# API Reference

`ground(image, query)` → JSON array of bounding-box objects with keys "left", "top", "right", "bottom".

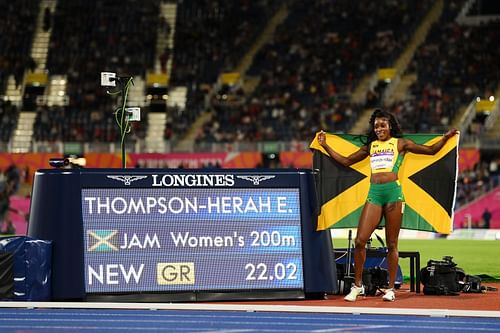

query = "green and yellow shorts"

[{"left": 366, "top": 181, "right": 404, "bottom": 206}]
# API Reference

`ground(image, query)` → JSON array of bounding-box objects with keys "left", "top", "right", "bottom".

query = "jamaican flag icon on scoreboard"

[{"left": 309, "top": 132, "right": 459, "bottom": 234}]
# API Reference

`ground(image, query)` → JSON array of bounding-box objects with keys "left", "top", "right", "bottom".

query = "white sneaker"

[
  {"left": 344, "top": 284, "right": 365, "bottom": 302},
  {"left": 382, "top": 288, "right": 395, "bottom": 302}
]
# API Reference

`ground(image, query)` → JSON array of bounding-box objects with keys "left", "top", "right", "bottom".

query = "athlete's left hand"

[{"left": 443, "top": 128, "right": 459, "bottom": 140}]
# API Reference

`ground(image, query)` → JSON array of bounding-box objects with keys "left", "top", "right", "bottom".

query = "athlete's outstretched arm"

[
  {"left": 317, "top": 131, "right": 369, "bottom": 166},
  {"left": 401, "top": 129, "right": 458, "bottom": 155}
]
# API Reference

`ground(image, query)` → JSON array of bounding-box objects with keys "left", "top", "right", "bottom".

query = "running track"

[{"left": 0, "top": 302, "right": 499, "bottom": 332}]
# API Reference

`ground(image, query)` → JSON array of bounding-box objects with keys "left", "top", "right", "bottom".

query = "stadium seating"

[
  {"left": 0, "top": 0, "right": 497, "bottom": 152},
  {"left": 0, "top": 0, "right": 498, "bottom": 216}
]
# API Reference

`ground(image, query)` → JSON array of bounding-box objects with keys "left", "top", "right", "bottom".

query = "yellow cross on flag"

[{"left": 310, "top": 132, "right": 459, "bottom": 234}]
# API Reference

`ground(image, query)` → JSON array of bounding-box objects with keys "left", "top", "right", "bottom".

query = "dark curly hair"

[{"left": 364, "top": 108, "right": 403, "bottom": 145}]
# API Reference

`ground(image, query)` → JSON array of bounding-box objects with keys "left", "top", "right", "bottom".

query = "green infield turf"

[{"left": 332, "top": 238, "right": 500, "bottom": 280}]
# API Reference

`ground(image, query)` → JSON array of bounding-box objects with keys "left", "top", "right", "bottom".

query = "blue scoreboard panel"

[{"left": 28, "top": 169, "right": 336, "bottom": 301}]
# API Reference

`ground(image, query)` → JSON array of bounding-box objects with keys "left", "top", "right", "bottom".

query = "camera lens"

[{"left": 49, "top": 158, "right": 70, "bottom": 168}]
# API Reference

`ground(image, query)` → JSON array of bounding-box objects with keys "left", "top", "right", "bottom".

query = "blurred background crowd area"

[{"left": 1, "top": 0, "right": 500, "bottom": 233}]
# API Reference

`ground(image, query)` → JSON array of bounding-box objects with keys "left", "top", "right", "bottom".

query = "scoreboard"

[{"left": 28, "top": 169, "right": 337, "bottom": 301}]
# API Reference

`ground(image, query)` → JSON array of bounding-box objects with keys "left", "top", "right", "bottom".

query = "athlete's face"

[{"left": 373, "top": 117, "right": 391, "bottom": 141}]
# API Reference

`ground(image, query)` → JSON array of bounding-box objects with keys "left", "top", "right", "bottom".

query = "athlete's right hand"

[{"left": 317, "top": 131, "right": 326, "bottom": 146}]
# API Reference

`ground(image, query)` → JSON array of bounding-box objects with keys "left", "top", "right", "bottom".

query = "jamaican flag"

[{"left": 310, "top": 132, "right": 459, "bottom": 234}]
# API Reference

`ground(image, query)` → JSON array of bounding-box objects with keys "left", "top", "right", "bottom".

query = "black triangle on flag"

[
  {"left": 313, "top": 151, "right": 367, "bottom": 207},
  {"left": 408, "top": 149, "right": 457, "bottom": 216}
]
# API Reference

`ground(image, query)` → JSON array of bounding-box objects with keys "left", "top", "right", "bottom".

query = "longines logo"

[
  {"left": 151, "top": 174, "right": 235, "bottom": 187},
  {"left": 236, "top": 175, "right": 275, "bottom": 185},
  {"left": 106, "top": 173, "right": 276, "bottom": 187},
  {"left": 107, "top": 175, "right": 148, "bottom": 186}
]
